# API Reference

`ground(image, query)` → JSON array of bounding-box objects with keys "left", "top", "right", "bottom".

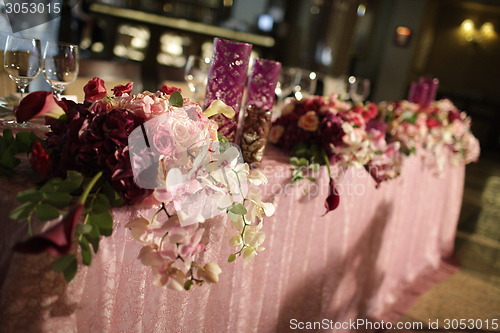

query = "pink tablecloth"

[{"left": 0, "top": 146, "right": 465, "bottom": 332}]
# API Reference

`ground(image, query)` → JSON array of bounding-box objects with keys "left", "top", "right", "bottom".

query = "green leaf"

[
  {"left": 227, "top": 211, "right": 240, "bottom": 222},
  {"left": 63, "top": 258, "right": 78, "bottom": 282},
  {"left": 88, "top": 211, "right": 113, "bottom": 236},
  {"left": 85, "top": 232, "right": 100, "bottom": 253},
  {"left": 58, "top": 171, "right": 84, "bottom": 194},
  {"left": 227, "top": 253, "right": 237, "bottom": 263},
  {"left": 34, "top": 204, "right": 60, "bottom": 221},
  {"left": 9, "top": 201, "right": 35, "bottom": 221},
  {"left": 15, "top": 131, "right": 34, "bottom": 152},
  {"left": 102, "top": 182, "right": 123, "bottom": 207},
  {"left": 76, "top": 223, "right": 92, "bottom": 235},
  {"left": 17, "top": 189, "right": 43, "bottom": 203},
  {"left": 306, "top": 177, "right": 317, "bottom": 182},
  {"left": 52, "top": 254, "right": 76, "bottom": 272},
  {"left": 90, "top": 193, "right": 110, "bottom": 214},
  {"left": 169, "top": 90, "right": 183, "bottom": 107},
  {"left": 2, "top": 129, "right": 14, "bottom": 145},
  {"left": 44, "top": 192, "right": 73, "bottom": 209},
  {"left": 229, "top": 202, "right": 247, "bottom": 216},
  {"left": 79, "top": 238, "right": 92, "bottom": 266},
  {"left": 1, "top": 145, "right": 20, "bottom": 168},
  {"left": 40, "top": 178, "right": 63, "bottom": 193}
]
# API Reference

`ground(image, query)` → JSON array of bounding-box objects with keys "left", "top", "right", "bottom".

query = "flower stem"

[
  {"left": 321, "top": 148, "right": 332, "bottom": 178},
  {"left": 79, "top": 171, "right": 103, "bottom": 205}
]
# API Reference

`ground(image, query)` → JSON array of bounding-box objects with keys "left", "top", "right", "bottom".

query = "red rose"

[
  {"left": 29, "top": 141, "right": 52, "bottom": 177},
  {"left": 426, "top": 117, "right": 441, "bottom": 128},
  {"left": 13, "top": 204, "right": 84, "bottom": 257},
  {"left": 15, "top": 91, "right": 66, "bottom": 123},
  {"left": 362, "top": 103, "right": 378, "bottom": 122},
  {"left": 159, "top": 84, "right": 182, "bottom": 95},
  {"left": 112, "top": 82, "right": 133, "bottom": 96},
  {"left": 83, "top": 77, "right": 107, "bottom": 102}
]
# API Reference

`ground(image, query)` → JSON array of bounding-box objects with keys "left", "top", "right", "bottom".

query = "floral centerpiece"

[
  {"left": 378, "top": 98, "right": 480, "bottom": 174},
  {"left": 3, "top": 77, "right": 274, "bottom": 290},
  {"left": 270, "top": 95, "right": 403, "bottom": 213},
  {"left": 270, "top": 94, "right": 480, "bottom": 211}
]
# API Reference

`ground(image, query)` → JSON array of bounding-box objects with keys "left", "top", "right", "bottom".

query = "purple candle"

[
  {"left": 245, "top": 58, "right": 282, "bottom": 110},
  {"left": 408, "top": 82, "right": 417, "bottom": 102},
  {"left": 425, "top": 78, "right": 439, "bottom": 107},
  {"left": 204, "top": 38, "right": 252, "bottom": 141}
]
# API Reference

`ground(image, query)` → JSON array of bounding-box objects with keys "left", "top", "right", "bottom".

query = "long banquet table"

[{"left": 0, "top": 141, "right": 465, "bottom": 332}]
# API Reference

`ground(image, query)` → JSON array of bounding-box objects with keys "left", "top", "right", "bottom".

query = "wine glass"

[
  {"left": 184, "top": 55, "right": 210, "bottom": 103},
  {"left": 348, "top": 76, "right": 370, "bottom": 103},
  {"left": 3, "top": 35, "right": 41, "bottom": 100},
  {"left": 294, "top": 69, "right": 317, "bottom": 100},
  {"left": 275, "top": 66, "right": 300, "bottom": 103},
  {"left": 42, "top": 41, "right": 79, "bottom": 99}
]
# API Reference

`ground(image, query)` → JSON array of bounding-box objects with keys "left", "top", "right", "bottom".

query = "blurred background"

[{"left": 1, "top": 0, "right": 499, "bottom": 328}]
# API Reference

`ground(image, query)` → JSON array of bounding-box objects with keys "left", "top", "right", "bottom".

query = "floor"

[{"left": 386, "top": 149, "right": 500, "bottom": 332}]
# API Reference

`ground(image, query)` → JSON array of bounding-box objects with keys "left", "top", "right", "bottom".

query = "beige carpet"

[{"left": 385, "top": 160, "right": 500, "bottom": 332}]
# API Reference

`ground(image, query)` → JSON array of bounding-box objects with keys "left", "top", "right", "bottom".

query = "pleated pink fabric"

[{"left": 0, "top": 146, "right": 465, "bottom": 333}]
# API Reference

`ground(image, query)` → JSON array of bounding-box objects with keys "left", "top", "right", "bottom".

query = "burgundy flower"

[
  {"left": 13, "top": 204, "right": 84, "bottom": 257},
  {"left": 320, "top": 112, "right": 344, "bottom": 159},
  {"left": 83, "top": 77, "right": 107, "bottom": 103},
  {"left": 323, "top": 178, "right": 340, "bottom": 215},
  {"left": 29, "top": 141, "right": 52, "bottom": 177},
  {"left": 15, "top": 91, "right": 66, "bottom": 123},
  {"left": 159, "top": 84, "right": 182, "bottom": 95},
  {"left": 366, "top": 119, "right": 386, "bottom": 133},
  {"left": 112, "top": 82, "right": 133, "bottom": 96}
]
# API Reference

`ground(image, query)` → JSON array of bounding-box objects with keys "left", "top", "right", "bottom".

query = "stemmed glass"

[
  {"left": 42, "top": 41, "right": 79, "bottom": 99},
  {"left": 275, "top": 66, "right": 300, "bottom": 103},
  {"left": 184, "top": 55, "right": 210, "bottom": 103},
  {"left": 348, "top": 76, "right": 370, "bottom": 103},
  {"left": 294, "top": 69, "right": 317, "bottom": 100},
  {"left": 3, "top": 35, "right": 41, "bottom": 100}
]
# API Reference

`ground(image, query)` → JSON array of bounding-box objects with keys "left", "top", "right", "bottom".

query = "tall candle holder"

[
  {"left": 237, "top": 58, "right": 281, "bottom": 167},
  {"left": 204, "top": 38, "right": 252, "bottom": 141}
]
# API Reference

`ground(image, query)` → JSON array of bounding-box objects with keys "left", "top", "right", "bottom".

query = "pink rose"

[
  {"left": 112, "top": 82, "right": 133, "bottom": 96},
  {"left": 170, "top": 118, "right": 199, "bottom": 147},
  {"left": 268, "top": 125, "right": 284, "bottom": 143},
  {"left": 83, "top": 77, "right": 107, "bottom": 102},
  {"left": 298, "top": 111, "right": 319, "bottom": 132},
  {"left": 15, "top": 91, "right": 66, "bottom": 122},
  {"left": 152, "top": 127, "right": 175, "bottom": 155}
]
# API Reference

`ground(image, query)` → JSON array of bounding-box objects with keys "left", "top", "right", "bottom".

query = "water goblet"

[
  {"left": 293, "top": 69, "right": 318, "bottom": 100},
  {"left": 275, "top": 66, "right": 300, "bottom": 103},
  {"left": 3, "top": 35, "right": 41, "bottom": 100},
  {"left": 42, "top": 41, "right": 79, "bottom": 99},
  {"left": 3, "top": 35, "right": 41, "bottom": 126},
  {"left": 184, "top": 55, "right": 210, "bottom": 103},
  {"left": 348, "top": 76, "right": 370, "bottom": 103}
]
